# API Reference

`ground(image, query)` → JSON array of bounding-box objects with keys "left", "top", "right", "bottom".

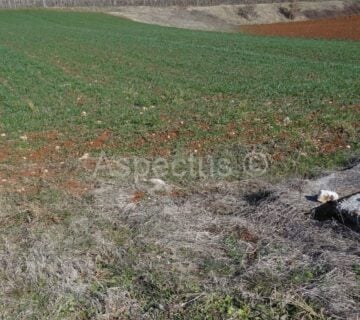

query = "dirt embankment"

[{"left": 108, "top": 1, "right": 360, "bottom": 32}]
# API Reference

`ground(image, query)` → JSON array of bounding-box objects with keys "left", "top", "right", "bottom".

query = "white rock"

[
  {"left": 283, "top": 116, "right": 291, "bottom": 126},
  {"left": 318, "top": 190, "right": 339, "bottom": 203},
  {"left": 79, "top": 153, "right": 90, "bottom": 160},
  {"left": 148, "top": 178, "right": 170, "bottom": 192}
]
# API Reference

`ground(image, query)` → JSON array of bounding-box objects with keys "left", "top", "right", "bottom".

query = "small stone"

[
  {"left": 318, "top": 190, "right": 339, "bottom": 203},
  {"left": 148, "top": 178, "right": 170, "bottom": 193},
  {"left": 283, "top": 116, "right": 291, "bottom": 126},
  {"left": 79, "top": 153, "right": 90, "bottom": 160}
]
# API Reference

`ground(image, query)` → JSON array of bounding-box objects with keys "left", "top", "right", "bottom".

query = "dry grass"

[
  {"left": 303, "top": 1, "right": 360, "bottom": 19},
  {"left": 1, "top": 163, "right": 359, "bottom": 319}
]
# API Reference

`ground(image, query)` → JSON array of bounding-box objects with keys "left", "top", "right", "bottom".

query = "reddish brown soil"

[
  {"left": 242, "top": 15, "right": 360, "bottom": 41},
  {"left": 131, "top": 191, "right": 146, "bottom": 203}
]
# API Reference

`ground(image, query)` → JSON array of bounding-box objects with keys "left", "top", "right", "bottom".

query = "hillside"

[{"left": 109, "top": 0, "right": 360, "bottom": 31}]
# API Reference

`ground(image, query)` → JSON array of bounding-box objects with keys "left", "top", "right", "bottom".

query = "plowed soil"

[{"left": 242, "top": 15, "right": 360, "bottom": 40}]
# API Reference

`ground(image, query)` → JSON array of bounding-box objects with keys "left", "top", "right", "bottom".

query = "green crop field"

[
  {"left": 0, "top": 10, "right": 359, "bottom": 176},
  {"left": 0, "top": 10, "right": 360, "bottom": 319}
]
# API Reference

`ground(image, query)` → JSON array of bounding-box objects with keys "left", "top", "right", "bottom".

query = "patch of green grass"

[
  {"left": 173, "top": 292, "right": 325, "bottom": 320},
  {"left": 0, "top": 9, "right": 359, "bottom": 177},
  {"left": 352, "top": 265, "right": 360, "bottom": 281},
  {"left": 189, "top": 294, "right": 251, "bottom": 320},
  {"left": 224, "top": 235, "right": 246, "bottom": 266},
  {"left": 290, "top": 268, "right": 315, "bottom": 284}
]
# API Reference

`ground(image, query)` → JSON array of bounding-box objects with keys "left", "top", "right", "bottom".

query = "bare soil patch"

[{"left": 242, "top": 15, "right": 360, "bottom": 40}]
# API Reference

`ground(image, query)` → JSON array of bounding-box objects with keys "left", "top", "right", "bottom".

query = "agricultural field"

[
  {"left": 243, "top": 15, "right": 360, "bottom": 40},
  {"left": 0, "top": 9, "right": 359, "bottom": 319},
  {"left": 0, "top": 10, "right": 358, "bottom": 173}
]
